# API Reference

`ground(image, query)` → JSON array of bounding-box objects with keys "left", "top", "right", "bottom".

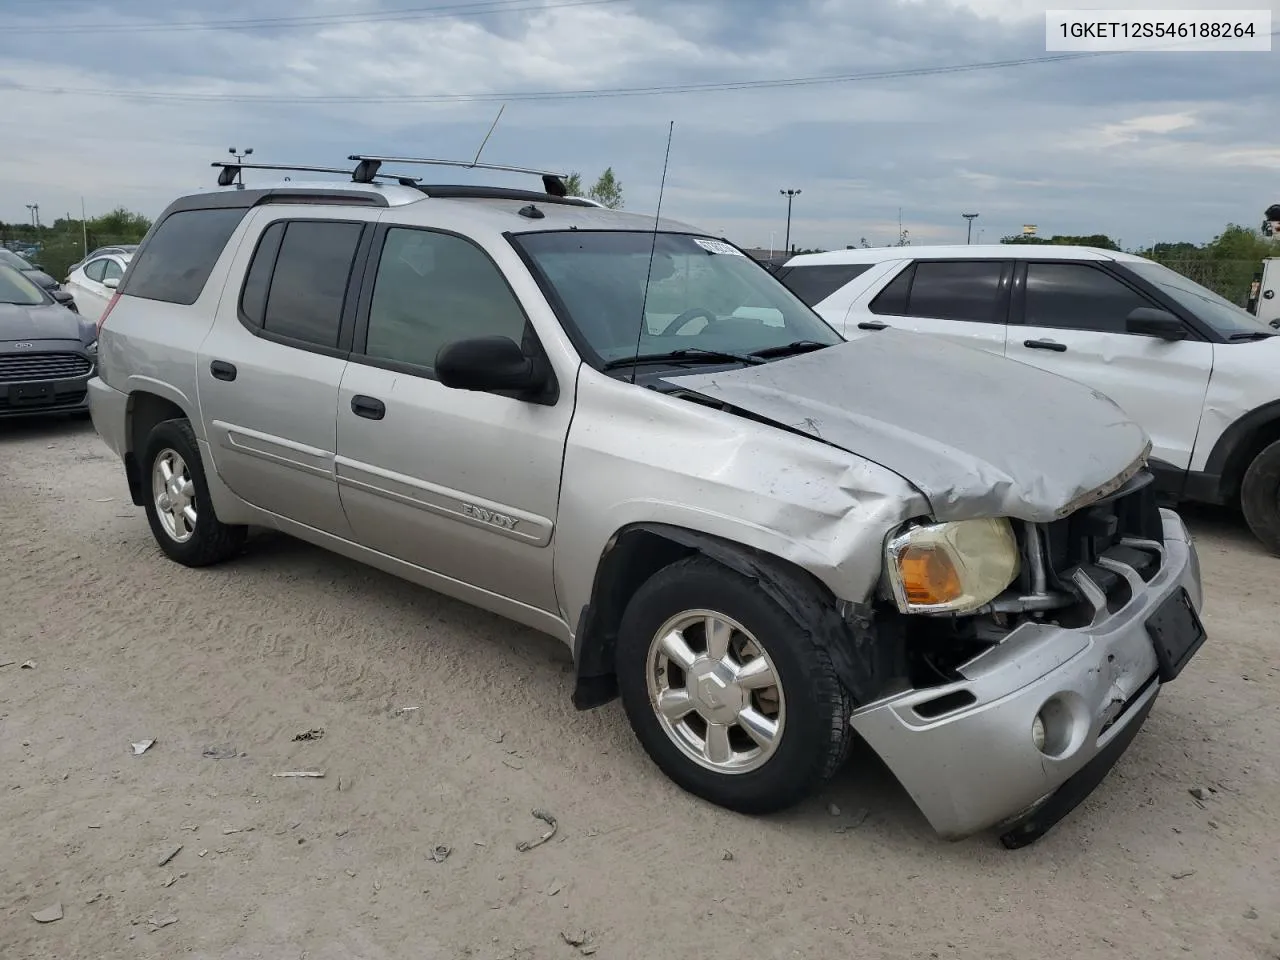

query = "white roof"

[{"left": 785, "top": 244, "right": 1149, "bottom": 266}]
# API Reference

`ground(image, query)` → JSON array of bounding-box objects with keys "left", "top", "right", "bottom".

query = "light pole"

[
  {"left": 963, "top": 212, "right": 979, "bottom": 244},
  {"left": 781, "top": 189, "right": 801, "bottom": 254},
  {"left": 228, "top": 146, "right": 254, "bottom": 187},
  {"left": 25, "top": 203, "right": 40, "bottom": 230}
]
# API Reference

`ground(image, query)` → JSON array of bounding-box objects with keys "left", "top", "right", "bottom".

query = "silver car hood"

[{"left": 667, "top": 331, "right": 1150, "bottom": 523}]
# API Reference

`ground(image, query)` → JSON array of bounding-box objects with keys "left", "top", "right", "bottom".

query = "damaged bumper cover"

[{"left": 850, "top": 509, "right": 1204, "bottom": 842}]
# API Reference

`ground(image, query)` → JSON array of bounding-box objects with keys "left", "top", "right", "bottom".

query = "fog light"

[{"left": 1031, "top": 713, "right": 1047, "bottom": 753}]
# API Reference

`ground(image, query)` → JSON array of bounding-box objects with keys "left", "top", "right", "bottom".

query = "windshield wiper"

[
  {"left": 601, "top": 348, "right": 766, "bottom": 370},
  {"left": 1227, "top": 331, "right": 1275, "bottom": 341},
  {"left": 750, "top": 340, "right": 831, "bottom": 359}
]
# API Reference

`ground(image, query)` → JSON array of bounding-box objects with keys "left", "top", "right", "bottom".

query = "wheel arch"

[
  {"left": 1200, "top": 399, "right": 1280, "bottom": 505},
  {"left": 123, "top": 390, "right": 192, "bottom": 506},
  {"left": 570, "top": 523, "right": 893, "bottom": 712}
]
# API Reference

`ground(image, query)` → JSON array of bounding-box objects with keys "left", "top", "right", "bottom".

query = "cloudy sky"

[{"left": 0, "top": 0, "right": 1275, "bottom": 250}]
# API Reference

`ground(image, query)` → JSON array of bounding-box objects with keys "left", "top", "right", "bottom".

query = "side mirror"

[
  {"left": 436, "top": 336, "right": 550, "bottom": 398},
  {"left": 1126, "top": 307, "right": 1186, "bottom": 341},
  {"left": 104, "top": 277, "right": 120, "bottom": 290},
  {"left": 52, "top": 290, "right": 75, "bottom": 306}
]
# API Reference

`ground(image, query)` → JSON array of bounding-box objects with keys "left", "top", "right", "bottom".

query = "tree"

[
  {"left": 588, "top": 168, "right": 623, "bottom": 209},
  {"left": 1001, "top": 233, "right": 1120, "bottom": 250},
  {"left": 90, "top": 206, "right": 151, "bottom": 239},
  {"left": 562, "top": 172, "right": 583, "bottom": 196}
]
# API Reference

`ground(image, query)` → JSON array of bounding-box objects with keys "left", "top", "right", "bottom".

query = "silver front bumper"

[{"left": 851, "top": 509, "right": 1203, "bottom": 840}]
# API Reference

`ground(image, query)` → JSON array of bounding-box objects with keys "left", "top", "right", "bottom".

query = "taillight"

[{"left": 96, "top": 292, "right": 121, "bottom": 335}]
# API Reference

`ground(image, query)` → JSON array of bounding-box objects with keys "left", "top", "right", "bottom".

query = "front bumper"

[{"left": 851, "top": 508, "right": 1203, "bottom": 841}]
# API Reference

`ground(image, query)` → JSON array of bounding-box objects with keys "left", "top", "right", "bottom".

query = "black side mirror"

[
  {"left": 52, "top": 290, "right": 75, "bottom": 307},
  {"left": 436, "top": 336, "right": 551, "bottom": 399},
  {"left": 1126, "top": 307, "right": 1187, "bottom": 341}
]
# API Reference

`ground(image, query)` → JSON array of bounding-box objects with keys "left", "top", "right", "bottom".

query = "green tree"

[
  {"left": 562, "top": 172, "right": 583, "bottom": 196},
  {"left": 1001, "top": 233, "right": 1120, "bottom": 250},
  {"left": 588, "top": 168, "right": 623, "bottom": 209},
  {"left": 89, "top": 206, "right": 151, "bottom": 240}
]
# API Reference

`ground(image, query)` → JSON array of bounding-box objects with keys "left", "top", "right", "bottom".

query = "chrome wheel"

[
  {"left": 152, "top": 447, "right": 197, "bottom": 544},
  {"left": 645, "top": 609, "right": 785, "bottom": 775}
]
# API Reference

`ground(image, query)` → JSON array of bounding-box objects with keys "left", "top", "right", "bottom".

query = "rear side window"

[
  {"left": 775, "top": 263, "right": 872, "bottom": 306},
  {"left": 258, "top": 221, "right": 363, "bottom": 348},
  {"left": 103, "top": 260, "right": 124, "bottom": 283},
  {"left": 871, "top": 260, "right": 1004, "bottom": 323},
  {"left": 124, "top": 207, "right": 247, "bottom": 305},
  {"left": 84, "top": 259, "right": 108, "bottom": 282},
  {"left": 238, "top": 222, "right": 285, "bottom": 327}
]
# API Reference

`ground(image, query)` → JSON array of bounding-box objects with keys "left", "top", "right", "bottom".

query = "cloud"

[{"left": 0, "top": 0, "right": 1276, "bottom": 251}]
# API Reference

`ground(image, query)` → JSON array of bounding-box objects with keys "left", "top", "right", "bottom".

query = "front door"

[
  {"left": 335, "top": 224, "right": 574, "bottom": 613},
  {"left": 1005, "top": 260, "right": 1213, "bottom": 473}
]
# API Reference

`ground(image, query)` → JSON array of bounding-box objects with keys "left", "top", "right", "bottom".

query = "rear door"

[
  {"left": 852, "top": 259, "right": 1011, "bottom": 355},
  {"left": 1005, "top": 259, "right": 1212, "bottom": 473},
  {"left": 69, "top": 257, "right": 116, "bottom": 322},
  {"left": 197, "top": 209, "right": 371, "bottom": 536}
]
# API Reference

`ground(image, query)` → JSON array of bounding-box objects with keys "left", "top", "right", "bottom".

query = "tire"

[
  {"left": 1241, "top": 438, "right": 1280, "bottom": 555},
  {"left": 141, "top": 418, "right": 247, "bottom": 567},
  {"left": 615, "top": 555, "right": 854, "bottom": 815}
]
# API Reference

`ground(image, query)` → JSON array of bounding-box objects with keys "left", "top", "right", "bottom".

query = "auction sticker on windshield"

[{"left": 693, "top": 238, "right": 745, "bottom": 256}]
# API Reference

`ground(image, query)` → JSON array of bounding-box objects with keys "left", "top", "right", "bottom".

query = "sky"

[{"left": 0, "top": 0, "right": 1275, "bottom": 251}]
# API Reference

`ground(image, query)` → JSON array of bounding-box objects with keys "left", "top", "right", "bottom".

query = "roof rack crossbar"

[
  {"left": 347, "top": 154, "right": 568, "bottom": 197},
  {"left": 212, "top": 161, "right": 422, "bottom": 188}
]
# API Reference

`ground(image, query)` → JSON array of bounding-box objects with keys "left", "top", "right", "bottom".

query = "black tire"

[
  {"left": 1241, "top": 438, "right": 1280, "bottom": 555},
  {"left": 140, "top": 418, "right": 247, "bottom": 567},
  {"left": 615, "top": 555, "right": 854, "bottom": 815}
]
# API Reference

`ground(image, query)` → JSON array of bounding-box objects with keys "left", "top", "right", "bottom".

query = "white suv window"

[
  {"left": 871, "top": 260, "right": 1005, "bottom": 323},
  {"left": 1024, "top": 262, "right": 1153, "bottom": 334}
]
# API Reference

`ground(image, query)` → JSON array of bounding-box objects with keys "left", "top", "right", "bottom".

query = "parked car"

[
  {"left": 0, "top": 264, "right": 97, "bottom": 418},
  {"left": 0, "top": 248, "right": 71, "bottom": 304},
  {"left": 64, "top": 253, "right": 132, "bottom": 324},
  {"left": 68, "top": 244, "right": 138, "bottom": 274},
  {"left": 88, "top": 171, "right": 1206, "bottom": 846},
  {"left": 779, "top": 245, "right": 1280, "bottom": 553}
]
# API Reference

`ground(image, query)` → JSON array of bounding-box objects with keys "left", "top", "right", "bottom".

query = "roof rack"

[
  {"left": 212, "top": 161, "right": 422, "bottom": 188},
  {"left": 348, "top": 155, "right": 569, "bottom": 197}
]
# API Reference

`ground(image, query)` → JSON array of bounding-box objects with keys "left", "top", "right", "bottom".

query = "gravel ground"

[{"left": 2, "top": 416, "right": 1278, "bottom": 960}]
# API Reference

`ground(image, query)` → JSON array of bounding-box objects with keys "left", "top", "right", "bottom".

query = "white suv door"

[
  {"left": 849, "top": 259, "right": 1010, "bottom": 355},
  {"left": 1004, "top": 260, "right": 1213, "bottom": 473}
]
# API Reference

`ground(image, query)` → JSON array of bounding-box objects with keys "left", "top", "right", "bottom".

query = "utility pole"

[
  {"left": 963, "top": 212, "right": 979, "bottom": 244},
  {"left": 81, "top": 197, "right": 89, "bottom": 254},
  {"left": 780, "top": 189, "right": 801, "bottom": 254}
]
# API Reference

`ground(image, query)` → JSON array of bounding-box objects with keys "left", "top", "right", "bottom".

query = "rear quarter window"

[
  {"left": 775, "top": 263, "right": 873, "bottom": 306},
  {"left": 123, "top": 207, "right": 248, "bottom": 305}
]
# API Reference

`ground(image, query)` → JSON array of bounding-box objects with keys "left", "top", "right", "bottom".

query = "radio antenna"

[
  {"left": 628, "top": 120, "right": 675, "bottom": 385},
  {"left": 472, "top": 103, "right": 506, "bottom": 165}
]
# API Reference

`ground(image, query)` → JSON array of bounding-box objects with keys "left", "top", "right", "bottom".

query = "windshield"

[
  {"left": 1124, "top": 261, "right": 1270, "bottom": 337},
  {"left": 0, "top": 249, "right": 34, "bottom": 271},
  {"left": 0, "top": 264, "right": 47, "bottom": 306},
  {"left": 512, "top": 231, "right": 842, "bottom": 367}
]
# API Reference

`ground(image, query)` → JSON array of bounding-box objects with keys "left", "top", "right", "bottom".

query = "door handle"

[
  {"left": 1023, "top": 339, "right": 1067, "bottom": 353},
  {"left": 210, "top": 360, "right": 237, "bottom": 381},
  {"left": 350, "top": 395, "right": 386, "bottom": 420},
  {"left": 857, "top": 320, "right": 890, "bottom": 331}
]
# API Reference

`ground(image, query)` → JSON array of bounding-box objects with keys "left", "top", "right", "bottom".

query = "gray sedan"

[{"left": 0, "top": 264, "right": 97, "bottom": 418}]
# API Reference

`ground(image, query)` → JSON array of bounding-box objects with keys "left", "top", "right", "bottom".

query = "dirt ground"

[{"left": 1, "top": 416, "right": 1277, "bottom": 960}]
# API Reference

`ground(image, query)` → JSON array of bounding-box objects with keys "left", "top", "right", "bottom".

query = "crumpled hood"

[
  {"left": 666, "top": 330, "right": 1150, "bottom": 523},
  {"left": 0, "top": 302, "right": 85, "bottom": 342}
]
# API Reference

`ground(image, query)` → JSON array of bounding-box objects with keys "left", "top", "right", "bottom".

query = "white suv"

[{"left": 780, "top": 245, "right": 1280, "bottom": 552}]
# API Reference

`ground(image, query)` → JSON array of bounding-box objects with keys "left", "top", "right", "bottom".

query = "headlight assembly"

[{"left": 884, "top": 517, "right": 1020, "bottom": 615}]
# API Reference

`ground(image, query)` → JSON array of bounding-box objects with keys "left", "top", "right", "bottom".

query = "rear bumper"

[
  {"left": 851, "top": 508, "right": 1203, "bottom": 841},
  {"left": 87, "top": 376, "right": 130, "bottom": 457}
]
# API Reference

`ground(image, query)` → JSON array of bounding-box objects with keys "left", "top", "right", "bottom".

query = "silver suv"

[{"left": 88, "top": 158, "right": 1207, "bottom": 846}]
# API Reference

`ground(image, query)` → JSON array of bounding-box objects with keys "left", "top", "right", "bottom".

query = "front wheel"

[
  {"left": 1241, "top": 438, "right": 1280, "bottom": 555},
  {"left": 141, "top": 418, "right": 247, "bottom": 567},
  {"left": 616, "top": 555, "right": 853, "bottom": 814}
]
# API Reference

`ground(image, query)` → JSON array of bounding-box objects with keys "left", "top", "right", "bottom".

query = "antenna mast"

[{"left": 628, "top": 121, "right": 676, "bottom": 386}]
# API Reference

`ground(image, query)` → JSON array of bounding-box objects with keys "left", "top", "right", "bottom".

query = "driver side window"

[{"left": 363, "top": 228, "right": 529, "bottom": 372}]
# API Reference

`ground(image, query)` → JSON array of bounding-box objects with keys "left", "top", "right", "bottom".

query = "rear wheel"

[
  {"left": 141, "top": 418, "right": 246, "bottom": 566},
  {"left": 616, "top": 555, "right": 853, "bottom": 814},
  {"left": 1241, "top": 439, "right": 1280, "bottom": 555}
]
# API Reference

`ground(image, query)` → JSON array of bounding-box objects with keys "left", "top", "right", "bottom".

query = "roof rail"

[
  {"left": 348, "top": 155, "right": 569, "bottom": 197},
  {"left": 212, "top": 161, "right": 422, "bottom": 188}
]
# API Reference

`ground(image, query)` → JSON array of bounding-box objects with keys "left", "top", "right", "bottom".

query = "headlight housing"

[{"left": 884, "top": 517, "right": 1020, "bottom": 614}]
